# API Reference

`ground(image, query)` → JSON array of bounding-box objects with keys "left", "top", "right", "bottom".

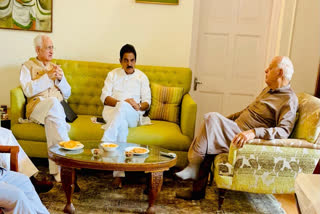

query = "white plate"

[
  {"left": 60, "top": 143, "right": 84, "bottom": 151},
  {"left": 125, "top": 146, "right": 149, "bottom": 155}
]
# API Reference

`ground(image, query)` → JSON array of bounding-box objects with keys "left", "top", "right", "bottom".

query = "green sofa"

[{"left": 10, "top": 59, "right": 197, "bottom": 167}]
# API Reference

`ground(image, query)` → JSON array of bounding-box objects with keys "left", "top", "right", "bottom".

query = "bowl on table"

[{"left": 100, "top": 142, "right": 119, "bottom": 152}]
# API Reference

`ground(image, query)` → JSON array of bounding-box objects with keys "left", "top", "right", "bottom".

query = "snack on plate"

[
  {"left": 59, "top": 140, "right": 81, "bottom": 149},
  {"left": 130, "top": 147, "right": 147, "bottom": 154},
  {"left": 102, "top": 143, "right": 118, "bottom": 148}
]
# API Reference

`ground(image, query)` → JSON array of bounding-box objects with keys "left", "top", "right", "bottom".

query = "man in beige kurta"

[
  {"left": 176, "top": 56, "right": 298, "bottom": 200},
  {"left": 20, "top": 34, "right": 71, "bottom": 182}
]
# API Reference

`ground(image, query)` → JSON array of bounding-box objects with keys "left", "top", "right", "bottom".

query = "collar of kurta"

[
  {"left": 34, "top": 57, "right": 52, "bottom": 70},
  {"left": 121, "top": 68, "right": 137, "bottom": 78},
  {"left": 268, "top": 84, "right": 291, "bottom": 93}
]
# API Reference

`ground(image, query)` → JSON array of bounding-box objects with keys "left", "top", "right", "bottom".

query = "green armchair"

[
  {"left": 214, "top": 93, "right": 320, "bottom": 209},
  {"left": 10, "top": 59, "right": 197, "bottom": 167}
]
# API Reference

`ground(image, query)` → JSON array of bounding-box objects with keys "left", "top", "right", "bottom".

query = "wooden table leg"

[
  {"left": 61, "top": 167, "right": 76, "bottom": 214},
  {"left": 146, "top": 171, "right": 163, "bottom": 214}
]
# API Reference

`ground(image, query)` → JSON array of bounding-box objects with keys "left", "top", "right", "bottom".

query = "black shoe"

[
  {"left": 176, "top": 189, "right": 205, "bottom": 200},
  {"left": 30, "top": 176, "right": 54, "bottom": 193},
  {"left": 111, "top": 177, "right": 123, "bottom": 189}
]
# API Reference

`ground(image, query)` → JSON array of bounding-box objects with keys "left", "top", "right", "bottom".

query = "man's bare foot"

[{"left": 112, "top": 177, "right": 122, "bottom": 189}]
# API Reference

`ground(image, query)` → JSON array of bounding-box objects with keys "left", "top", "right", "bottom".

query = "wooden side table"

[
  {"left": 295, "top": 159, "right": 320, "bottom": 214},
  {"left": 295, "top": 174, "right": 320, "bottom": 214}
]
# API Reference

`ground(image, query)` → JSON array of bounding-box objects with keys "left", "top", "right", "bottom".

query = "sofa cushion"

[
  {"left": 148, "top": 83, "right": 184, "bottom": 124},
  {"left": 291, "top": 93, "right": 320, "bottom": 143},
  {"left": 12, "top": 115, "right": 191, "bottom": 151},
  {"left": 127, "top": 120, "right": 191, "bottom": 151}
]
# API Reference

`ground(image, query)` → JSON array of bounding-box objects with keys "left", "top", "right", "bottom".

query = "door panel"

[{"left": 193, "top": 0, "right": 274, "bottom": 131}]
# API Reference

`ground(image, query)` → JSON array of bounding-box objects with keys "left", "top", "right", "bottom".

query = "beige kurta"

[
  {"left": 22, "top": 58, "right": 64, "bottom": 119},
  {"left": 189, "top": 85, "right": 298, "bottom": 159}
]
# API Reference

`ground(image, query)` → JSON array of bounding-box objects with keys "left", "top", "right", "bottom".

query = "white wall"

[
  {"left": 281, "top": 0, "right": 320, "bottom": 94},
  {"left": 0, "top": 0, "right": 194, "bottom": 106}
]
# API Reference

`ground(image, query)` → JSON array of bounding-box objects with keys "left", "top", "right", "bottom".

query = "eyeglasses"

[{"left": 43, "top": 46, "right": 55, "bottom": 51}]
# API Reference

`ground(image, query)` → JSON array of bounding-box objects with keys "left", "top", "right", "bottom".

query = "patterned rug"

[{"left": 34, "top": 159, "right": 285, "bottom": 214}]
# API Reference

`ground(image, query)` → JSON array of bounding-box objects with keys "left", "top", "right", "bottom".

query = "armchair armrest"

[
  {"left": 0, "top": 145, "right": 19, "bottom": 172},
  {"left": 10, "top": 87, "right": 26, "bottom": 126},
  {"left": 246, "top": 138, "right": 320, "bottom": 149},
  {"left": 228, "top": 138, "right": 320, "bottom": 165},
  {"left": 180, "top": 94, "right": 197, "bottom": 140}
]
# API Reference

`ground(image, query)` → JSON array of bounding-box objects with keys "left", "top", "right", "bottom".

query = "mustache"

[{"left": 127, "top": 66, "right": 133, "bottom": 69}]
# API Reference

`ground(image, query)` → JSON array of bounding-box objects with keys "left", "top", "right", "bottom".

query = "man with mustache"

[
  {"left": 100, "top": 44, "right": 151, "bottom": 188},
  {"left": 176, "top": 56, "right": 298, "bottom": 199}
]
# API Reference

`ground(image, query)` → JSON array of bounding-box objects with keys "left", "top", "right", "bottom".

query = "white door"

[{"left": 191, "top": 0, "right": 278, "bottom": 130}]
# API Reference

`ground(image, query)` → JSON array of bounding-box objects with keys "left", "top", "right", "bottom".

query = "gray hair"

[
  {"left": 34, "top": 34, "right": 45, "bottom": 50},
  {"left": 278, "top": 56, "right": 294, "bottom": 81}
]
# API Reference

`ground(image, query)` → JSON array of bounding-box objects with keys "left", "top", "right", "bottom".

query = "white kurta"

[
  {"left": 0, "top": 169, "right": 49, "bottom": 214},
  {"left": 0, "top": 128, "right": 38, "bottom": 177},
  {"left": 20, "top": 61, "right": 71, "bottom": 175},
  {"left": 100, "top": 68, "right": 151, "bottom": 142}
]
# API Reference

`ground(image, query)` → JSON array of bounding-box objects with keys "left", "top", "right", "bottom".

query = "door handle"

[{"left": 193, "top": 77, "right": 203, "bottom": 91}]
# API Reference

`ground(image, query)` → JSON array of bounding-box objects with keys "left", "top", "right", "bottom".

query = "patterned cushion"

[
  {"left": 291, "top": 93, "right": 320, "bottom": 143},
  {"left": 148, "top": 83, "right": 184, "bottom": 124}
]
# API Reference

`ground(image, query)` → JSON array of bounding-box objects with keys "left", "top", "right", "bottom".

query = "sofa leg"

[{"left": 218, "top": 188, "right": 226, "bottom": 210}]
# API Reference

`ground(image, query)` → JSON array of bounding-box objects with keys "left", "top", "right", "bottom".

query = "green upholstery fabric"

[
  {"left": 180, "top": 94, "right": 197, "bottom": 140},
  {"left": 10, "top": 87, "right": 26, "bottom": 125},
  {"left": 10, "top": 59, "right": 196, "bottom": 168},
  {"left": 12, "top": 116, "right": 190, "bottom": 151},
  {"left": 291, "top": 93, "right": 320, "bottom": 143}
]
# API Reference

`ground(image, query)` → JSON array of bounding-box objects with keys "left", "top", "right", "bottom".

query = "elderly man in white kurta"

[
  {"left": 0, "top": 168, "right": 49, "bottom": 214},
  {"left": 176, "top": 56, "right": 298, "bottom": 200},
  {"left": 19, "top": 34, "right": 71, "bottom": 182},
  {"left": 101, "top": 44, "right": 151, "bottom": 188}
]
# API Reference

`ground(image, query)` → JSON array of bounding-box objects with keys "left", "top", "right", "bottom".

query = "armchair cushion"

[
  {"left": 148, "top": 83, "right": 184, "bottom": 124},
  {"left": 291, "top": 93, "right": 320, "bottom": 143}
]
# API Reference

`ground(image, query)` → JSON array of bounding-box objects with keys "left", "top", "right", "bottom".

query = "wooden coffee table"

[{"left": 48, "top": 142, "right": 177, "bottom": 214}]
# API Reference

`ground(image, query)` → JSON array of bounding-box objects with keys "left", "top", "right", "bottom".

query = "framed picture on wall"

[
  {"left": 136, "top": 0, "right": 179, "bottom": 5},
  {"left": 0, "top": 0, "right": 52, "bottom": 32}
]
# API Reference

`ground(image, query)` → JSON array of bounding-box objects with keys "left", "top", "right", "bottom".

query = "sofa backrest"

[
  {"left": 291, "top": 93, "right": 320, "bottom": 144},
  {"left": 52, "top": 59, "right": 192, "bottom": 116}
]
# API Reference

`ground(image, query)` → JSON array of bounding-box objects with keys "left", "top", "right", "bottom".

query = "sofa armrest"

[
  {"left": 180, "top": 94, "right": 197, "bottom": 140},
  {"left": 10, "top": 87, "right": 26, "bottom": 126}
]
